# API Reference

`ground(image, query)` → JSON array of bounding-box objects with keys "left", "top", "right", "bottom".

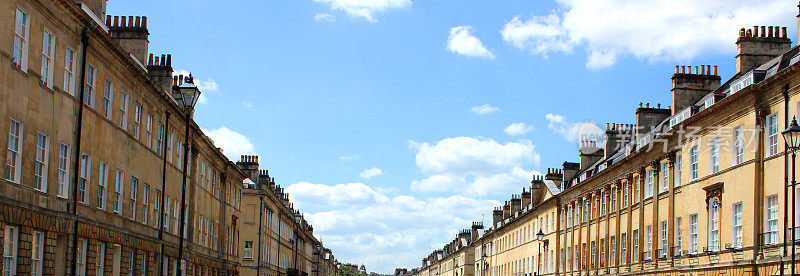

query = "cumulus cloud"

[
  {"left": 302, "top": 190, "right": 498, "bottom": 273},
  {"left": 503, "top": 122, "right": 534, "bottom": 136},
  {"left": 501, "top": 0, "right": 795, "bottom": 69},
  {"left": 409, "top": 137, "right": 540, "bottom": 196},
  {"left": 286, "top": 182, "right": 388, "bottom": 207},
  {"left": 315, "top": 12, "right": 334, "bottom": 22},
  {"left": 201, "top": 126, "right": 256, "bottom": 160},
  {"left": 446, "top": 26, "right": 496, "bottom": 59},
  {"left": 545, "top": 113, "right": 604, "bottom": 144},
  {"left": 359, "top": 167, "right": 385, "bottom": 179},
  {"left": 313, "top": 0, "right": 411, "bottom": 22},
  {"left": 470, "top": 103, "right": 500, "bottom": 115}
]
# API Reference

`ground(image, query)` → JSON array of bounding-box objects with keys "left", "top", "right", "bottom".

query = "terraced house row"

[
  {"left": 413, "top": 9, "right": 800, "bottom": 276},
  {"left": 0, "top": 0, "right": 337, "bottom": 275}
]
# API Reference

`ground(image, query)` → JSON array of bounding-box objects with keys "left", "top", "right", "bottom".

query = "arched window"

[{"left": 708, "top": 198, "right": 720, "bottom": 251}]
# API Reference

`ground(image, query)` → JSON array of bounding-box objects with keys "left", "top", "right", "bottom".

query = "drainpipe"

[
  {"left": 69, "top": 28, "right": 89, "bottom": 276},
  {"left": 257, "top": 196, "right": 264, "bottom": 275},
  {"left": 783, "top": 85, "right": 789, "bottom": 276},
  {"left": 158, "top": 111, "right": 171, "bottom": 275}
]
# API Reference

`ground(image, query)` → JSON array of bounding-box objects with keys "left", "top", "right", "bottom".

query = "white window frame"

[
  {"left": 34, "top": 133, "right": 48, "bottom": 192},
  {"left": 133, "top": 104, "right": 141, "bottom": 139},
  {"left": 76, "top": 238, "right": 87, "bottom": 276},
  {"left": 676, "top": 153, "right": 682, "bottom": 186},
  {"left": 167, "top": 132, "right": 173, "bottom": 163},
  {"left": 690, "top": 146, "right": 698, "bottom": 180},
  {"left": 85, "top": 64, "right": 95, "bottom": 108},
  {"left": 3, "top": 226, "right": 18, "bottom": 276},
  {"left": 646, "top": 169, "right": 654, "bottom": 198},
  {"left": 689, "top": 214, "right": 698, "bottom": 253},
  {"left": 675, "top": 217, "right": 682, "bottom": 255},
  {"left": 130, "top": 177, "right": 138, "bottom": 220},
  {"left": 766, "top": 195, "right": 779, "bottom": 244},
  {"left": 709, "top": 137, "right": 719, "bottom": 174},
  {"left": 41, "top": 28, "right": 55, "bottom": 88},
  {"left": 97, "top": 161, "right": 108, "bottom": 209},
  {"left": 244, "top": 241, "right": 254, "bottom": 260},
  {"left": 31, "top": 230, "right": 43, "bottom": 276},
  {"left": 733, "top": 125, "right": 744, "bottom": 165},
  {"left": 632, "top": 230, "right": 639, "bottom": 262},
  {"left": 157, "top": 123, "right": 164, "bottom": 155},
  {"left": 57, "top": 143, "right": 70, "bottom": 198},
  {"left": 732, "top": 202, "right": 743, "bottom": 248},
  {"left": 12, "top": 8, "right": 29, "bottom": 70},
  {"left": 766, "top": 113, "right": 779, "bottom": 156},
  {"left": 620, "top": 233, "right": 627, "bottom": 264},
  {"left": 709, "top": 199, "right": 720, "bottom": 252},
  {"left": 64, "top": 47, "right": 76, "bottom": 95},
  {"left": 103, "top": 79, "right": 114, "bottom": 119},
  {"left": 96, "top": 243, "right": 105, "bottom": 275},
  {"left": 114, "top": 170, "right": 123, "bottom": 214},
  {"left": 645, "top": 225, "right": 652, "bottom": 260},
  {"left": 143, "top": 184, "right": 150, "bottom": 224},
  {"left": 119, "top": 91, "right": 128, "bottom": 128},
  {"left": 660, "top": 161, "right": 668, "bottom": 192},
  {"left": 146, "top": 115, "right": 152, "bottom": 148},
  {"left": 5, "top": 119, "right": 23, "bottom": 183},
  {"left": 79, "top": 153, "right": 90, "bottom": 203},
  {"left": 660, "top": 221, "right": 668, "bottom": 257}
]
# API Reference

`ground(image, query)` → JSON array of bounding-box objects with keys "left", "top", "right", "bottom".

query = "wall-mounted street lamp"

[
  {"left": 176, "top": 74, "right": 201, "bottom": 276},
  {"left": 782, "top": 116, "right": 800, "bottom": 276}
]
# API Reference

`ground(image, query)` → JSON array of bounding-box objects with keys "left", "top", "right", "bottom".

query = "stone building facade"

[
  {"left": 236, "top": 156, "right": 337, "bottom": 276},
  {"left": 413, "top": 11, "right": 800, "bottom": 276},
  {"left": 0, "top": 0, "right": 267, "bottom": 274}
]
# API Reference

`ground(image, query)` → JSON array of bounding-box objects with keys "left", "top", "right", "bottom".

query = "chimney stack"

[
  {"left": 510, "top": 195, "right": 522, "bottom": 216},
  {"left": 146, "top": 53, "right": 173, "bottom": 94},
  {"left": 82, "top": 0, "right": 107, "bottom": 19},
  {"left": 562, "top": 161, "right": 579, "bottom": 186},
  {"left": 521, "top": 188, "right": 532, "bottom": 208},
  {"left": 492, "top": 208, "right": 503, "bottom": 227},
  {"left": 670, "top": 66, "right": 721, "bottom": 115},
  {"left": 471, "top": 221, "right": 484, "bottom": 241},
  {"left": 531, "top": 175, "right": 544, "bottom": 203},
  {"left": 736, "top": 25, "right": 791, "bottom": 74},
  {"left": 635, "top": 103, "right": 672, "bottom": 141},
  {"left": 502, "top": 201, "right": 511, "bottom": 220},
  {"left": 579, "top": 139, "right": 604, "bottom": 171},
  {"left": 545, "top": 168, "right": 563, "bottom": 189},
  {"left": 107, "top": 15, "right": 150, "bottom": 65}
]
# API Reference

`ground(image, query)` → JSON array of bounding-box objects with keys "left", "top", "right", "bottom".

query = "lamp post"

[
  {"left": 536, "top": 229, "right": 544, "bottom": 276},
  {"left": 782, "top": 116, "right": 800, "bottom": 276},
  {"left": 176, "top": 74, "right": 201, "bottom": 276}
]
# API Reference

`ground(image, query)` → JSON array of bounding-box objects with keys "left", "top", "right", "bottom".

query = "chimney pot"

[
  {"left": 761, "top": 26, "right": 766, "bottom": 37},
  {"left": 739, "top": 28, "right": 745, "bottom": 37},
  {"left": 746, "top": 29, "right": 752, "bottom": 37},
  {"left": 148, "top": 54, "right": 154, "bottom": 65},
  {"left": 142, "top": 17, "right": 147, "bottom": 28},
  {"left": 121, "top": 16, "right": 127, "bottom": 27},
  {"left": 645, "top": 103, "right": 650, "bottom": 108},
  {"left": 173, "top": 76, "right": 178, "bottom": 86},
  {"left": 606, "top": 123, "right": 610, "bottom": 130},
  {"left": 675, "top": 65, "right": 679, "bottom": 74},
  {"left": 782, "top": 27, "right": 787, "bottom": 38},
  {"left": 639, "top": 102, "right": 643, "bottom": 108},
  {"left": 114, "top": 16, "right": 119, "bottom": 27},
  {"left": 713, "top": 65, "right": 717, "bottom": 75},
  {"left": 160, "top": 54, "right": 166, "bottom": 66},
  {"left": 166, "top": 54, "right": 172, "bottom": 66},
  {"left": 753, "top": 26, "right": 758, "bottom": 37},
  {"left": 154, "top": 56, "right": 160, "bottom": 66},
  {"left": 106, "top": 15, "right": 112, "bottom": 26},
  {"left": 700, "top": 65, "right": 705, "bottom": 75},
  {"left": 128, "top": 16, "right": 134, "bottom": 27},
  {"left": 657, "top": 103, "right": 661, "bottom": 108}
]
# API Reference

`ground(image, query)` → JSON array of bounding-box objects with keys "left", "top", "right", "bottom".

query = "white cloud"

[
  {"left": 286, "top": 182, "right": 388, "bottom": 207},
  {"left": 409, "top": 137, "right": 540, "bottom": 196},
  {"left": 470, "top": 103, "right": 500, "bottom": 115},
  {"left": 201, "top": 126, "right": 256, "bottom": 160},
  {"left": 501, "top": 0, "right": 795, "bottom": 68},
  {"left": 359, "top": 167, "right": 385, "bottom": 179},
  {"left": 340, "top": 154, "right": 360, "bottom": 160},
  {"left": 315, "top": 12, "right": 334, "bottom": 22},
  {"left": 446, "top": 26, "right": 496, "bottom": 59},
  {"left": 299, "top": 188, "right": 498, "bottom": 273},
  {"left": 503, "top": 122, "right": 534, "bottom": 136},
  {"left": 242, "top": 101, "right": 253, "bottom": 108},
  {"left": 545, "top": 113, "right": 604, "bottom": 144},
  {"left": 313, "top": 0, "right": 412, "bottom": 22}
]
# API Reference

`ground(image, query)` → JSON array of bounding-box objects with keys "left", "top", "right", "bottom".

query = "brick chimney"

[
  {"left": 670, "top": 66, "right": 721, "bottom": 115},
  {"left": 604, "top": 123, "right": 634, "bottom": 159},
  {"left": 545, "top": 168, "right": 563, "bottom": 189},
  {"left": 562, "top": 161, "right": 579, "bottom": 185},
  {"left": 492, "top": 208, "right": 503, "bottom": 227},
  {"left": 579, "top": 140, "right": 604, "bottom": 171},
  {"left": 471, "top": 221, "right": 484, "bottom": 241},
  {"left": 502, "top": 201, "right": 511, "bottom": 220},
  {"left": 510, "top": 195, "right": 521, "bottom": 216},
  {"left": 106, "top": 15, "right": 149, "bottom": 64},
  {"left": 146, "top": 54, "right": 173, "bottom": 94},
  {"left": 736, "top": 26, "right": 791, "bottom": 74},
  {"left": 236, "top": 155, "right": 260, "bottom": 181},
  {"left": 635, "top": 103, "right": 671, "bottom": 139},
  {"left": 521, "top": 188, "right": 532, "bottom": 208},
  {"left": 531, "top": 175, "right": 545, "bottom": 203}
]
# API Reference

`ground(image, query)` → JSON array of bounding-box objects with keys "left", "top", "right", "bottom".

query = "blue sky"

[{"left": 109, "top": 0, "right": 796, "bottom": 273}]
